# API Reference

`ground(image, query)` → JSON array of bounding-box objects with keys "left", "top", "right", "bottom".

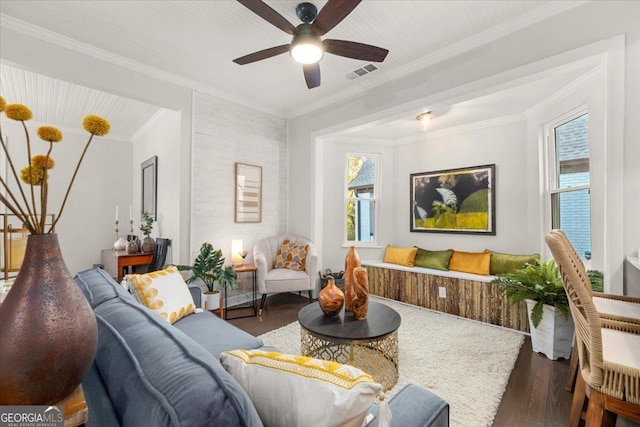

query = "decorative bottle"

[
  {"left": 344, "top": 246, "right": 361, "bottom": 311},
  {"left": 318, "top": 278, "right": 344, "bottom": 317},
  {"left": 352, "top": 267, "right": 370, "bottom": 320}
]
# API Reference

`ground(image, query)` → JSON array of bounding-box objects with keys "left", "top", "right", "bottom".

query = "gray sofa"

[{"left": 74, "top": 268, "right": 449, "bottom": 426}]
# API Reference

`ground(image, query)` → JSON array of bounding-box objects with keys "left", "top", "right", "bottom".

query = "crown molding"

[
  {"left": 395, "top": 113, "right": 525, "bottom": 146},
  {"left": 0, "top": 14, "right": 285, "bottom": 118},
  {"left": 287, "top": 1, "right": 589, "bottom": 119},
  {"left": 523, "top": 63, "right": 604, "bottom": 118},
  {"left": 0, "top": 116, "right": 130, "bottom": 142},
  {"left": 130, "top": 109, "right": 170, "bottom": 141}
]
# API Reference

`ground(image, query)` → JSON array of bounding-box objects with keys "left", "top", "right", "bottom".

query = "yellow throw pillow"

[
  {"left": 128, "top": 266, "right": 195, "bottom": 324},
  {"left": 273, "top": 238, "right": 309, "bottom": 271},
  {"left": 448, "top": 251, "right": 491, "bottom": 275},
  {"left": 220, "top": 349, "right": 390, "bottom": 427},
  {"left": 383, "top": 245, "right": 418, "bottom": 267}
]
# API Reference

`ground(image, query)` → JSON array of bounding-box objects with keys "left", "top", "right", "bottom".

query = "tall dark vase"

[{"left": 0, "top": 234, "right": 98, "bottom": 404}]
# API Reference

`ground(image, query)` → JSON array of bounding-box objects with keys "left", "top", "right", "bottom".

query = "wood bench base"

[{"left": 365, "top": 265, "right": 530, "bottom": 333}]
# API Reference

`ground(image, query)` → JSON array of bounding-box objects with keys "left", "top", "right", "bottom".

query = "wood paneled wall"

[{"left": 366, "top": 266, "right": 529, "bottom": 333}]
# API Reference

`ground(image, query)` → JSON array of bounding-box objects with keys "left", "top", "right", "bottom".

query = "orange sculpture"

[
  {"left": 318, "top": 278, "right": 344, "bottom": 317},
  {"left": 344, "top": 246, "right": 361, "bottom": 311},
  {"left": 352, "top": 267, "right": 369, "bottom": 320}
]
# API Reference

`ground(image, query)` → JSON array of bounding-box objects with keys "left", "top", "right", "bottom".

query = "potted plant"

[
  {"left": 178, "top": 243, "right": 237, "bottom": 311},
  {"left": 490, "top": 260, "right": 574, "bottom": 360},
  {"left": 139, "top": 211, "right": 155, "bottom": 253}
]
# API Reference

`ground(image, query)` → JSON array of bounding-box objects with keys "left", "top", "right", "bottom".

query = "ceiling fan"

[{"left": 233, "top": 0, "right": 389, "bottom": 89}]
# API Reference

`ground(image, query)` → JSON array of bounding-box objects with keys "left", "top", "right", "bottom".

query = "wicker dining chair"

[{"left": 546, "top": 233, "right": 640, "bottom": 426}]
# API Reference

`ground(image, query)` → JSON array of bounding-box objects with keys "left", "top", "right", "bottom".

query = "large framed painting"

[
  {"left": 235, "top": 162, "right": 262, "bottom": 223},
  {"left": 410, "top": 164, "right": 495, "bottom": 235}
]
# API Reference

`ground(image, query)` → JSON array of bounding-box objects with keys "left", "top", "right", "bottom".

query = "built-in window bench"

[{"left": 363, "top": 261, "right": 530, "bottom": 333}]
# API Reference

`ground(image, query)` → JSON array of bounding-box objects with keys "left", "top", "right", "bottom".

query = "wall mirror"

[
  {"left": 235, "top": 162, "right": 262, "bottom": 223},
  {"left": 141, "top": 156, "right": 158, "bottom": 220}
]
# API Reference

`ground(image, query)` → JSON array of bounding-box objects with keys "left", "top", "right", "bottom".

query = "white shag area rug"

[{"left": 258, "top": 296, "right": 524, "bottom": 427}]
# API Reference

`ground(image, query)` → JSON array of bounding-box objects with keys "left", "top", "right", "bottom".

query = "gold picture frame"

[{"left": 235, "top": 162, "right": 262, "bottom": 223}]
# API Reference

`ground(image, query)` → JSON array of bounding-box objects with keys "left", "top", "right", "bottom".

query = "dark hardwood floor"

[{"left": 228, "top": 294, "right": 637, "bottom": 427}]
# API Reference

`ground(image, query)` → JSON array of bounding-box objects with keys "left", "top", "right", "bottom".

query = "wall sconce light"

[
  {"left": 416, "top": 111, "right": 433, "bottom": 131},
  {"left": 231, "top": 239, "right": 246, "bottom": 267}
]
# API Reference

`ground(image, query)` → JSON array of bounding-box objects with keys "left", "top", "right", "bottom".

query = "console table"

[
  {"left": 101, "top": 249, "right": 153, "bottom": 282},
  {"left": 225, "top": 264, "right": 258, "bottom": 320}
]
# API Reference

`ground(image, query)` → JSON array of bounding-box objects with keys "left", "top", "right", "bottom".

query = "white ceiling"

[{"left": 0, "top": 0, "right": 591, "bottom": 139}]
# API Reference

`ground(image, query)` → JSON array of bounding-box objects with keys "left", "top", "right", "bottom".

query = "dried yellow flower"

[
  {"left": 37, "top": 126, "right": 63, "bottom": 142},
  {"left": 31, "top": 155, "right": 55, "bottom": 170},
  {"left": 20, "top": 165, "right": 47, "bottom": 186},
  {"left": 82, "top": 115, "right": 110, "bottom": 136},
  {"left": 0, "top": 96, "right": 5, "bottom": 112},
  {"left": 5, "top": 104, "right": 33, "bottom": 121}
]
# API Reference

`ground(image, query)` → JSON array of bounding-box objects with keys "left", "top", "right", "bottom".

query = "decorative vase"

[
  {"left": 352, "top": 267, "right": 370, "bottom": 320},
  {"left": 141, "top": 235, "right": 155, "bottom": 253},
  {"left": 0, "top": 234, "right": 98, "bottom": 404},
  {"left": 202, "top": 290, "right": 221, "bottom": 311},
  {"left": 344, "top": 246, "right": 361, "bottom": 311},
  {"left": 318, "top": 278, "right": 344, "bottom": 317},
  {"left": 113, "top": 237, "right": 128, "bottom": 251},
  {"left": 126, "top": 236, "right": 140, "bottom": 254}
]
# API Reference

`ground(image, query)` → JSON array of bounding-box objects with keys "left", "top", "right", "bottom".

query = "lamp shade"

[
  {"left": 231, "top": 239, "right": 243, "bottom": 266},
  {"left": 290, "top": 31, "right": 323, "bottom": 64}
]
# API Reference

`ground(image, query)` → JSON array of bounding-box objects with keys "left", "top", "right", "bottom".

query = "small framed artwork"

[
  {"left": 410, "top": 164, "right": 495, "bottom": 235},
  {"left": 141, "top": 156, "right": 158, "bottom": 220},
  {"left": 235, "top": 162, "right": 262, "bottom": 223}
]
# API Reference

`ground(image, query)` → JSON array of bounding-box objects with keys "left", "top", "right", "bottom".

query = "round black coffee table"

[{"left": 297, "top": 300, "right": 401, "bottom": 390}]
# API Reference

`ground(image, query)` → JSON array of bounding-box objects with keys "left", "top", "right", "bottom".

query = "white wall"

[
  {"left": 289, "top": 1, "right": 640, "bottom": 295},
  {"left": 0, "top": 26, "right": 194, "bottom": 264},
  {"left": 393, "top": 119, "right": 529, "bottom": 255},
  {"left": 190, "top": 91, "right": 287, "bottom": 302},
  {"left": 320, "top": 139, "right": 394, "bottom": 270},
  {"left": 1, "top": 119, "right": 132, "bottom": 275},
  {"left": 132, "top": 109, "right": 182, "bottom": 264}
]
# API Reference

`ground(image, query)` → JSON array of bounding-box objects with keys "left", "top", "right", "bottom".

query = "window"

[
  {"left": 548, "top": 112, "right": 591, "bottom": 260},
  {"left": 345, "top": 154, "right": 378, "bottom": 244}
]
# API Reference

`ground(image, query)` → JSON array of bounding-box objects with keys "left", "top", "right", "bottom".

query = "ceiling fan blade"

[
  {"left": 237, "top": 0, "right": 296, "bottom": 35},
  {"left": 323, "top": 39, "right": 389, "bottom": 62},
  {"left": 311, "top": 0, "right": 362, "bottom": 36},
  {"left": 303, "top": 63, "right": 321, "bottom": 89},
  {"left": 233, "top": 44, "right": 290, "bottom": 65}
]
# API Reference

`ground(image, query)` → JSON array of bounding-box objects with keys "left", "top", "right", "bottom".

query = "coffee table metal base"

[{"left": 300, "top": 328, "right": 399, "bottom": 391}]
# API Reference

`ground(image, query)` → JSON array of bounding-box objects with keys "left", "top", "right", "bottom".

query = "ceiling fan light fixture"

[
  {"left": 417, "top": 111, "right": 433, "bottom": 131},
  {"left": 290, "top": 35, "right": 324, "bottom": 64}
]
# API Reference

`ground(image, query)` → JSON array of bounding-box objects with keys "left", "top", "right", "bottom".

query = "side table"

[{"left": 225, "top": 264, "right": 258, "bottom": 320}]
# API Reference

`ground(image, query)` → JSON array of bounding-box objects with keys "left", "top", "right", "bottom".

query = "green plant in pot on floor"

[
  {"left": 179, "top": 242, "right": 237, "bottom": 311},
  {"left": 490, "top": 260, "right": 573, "bottom": 360}
]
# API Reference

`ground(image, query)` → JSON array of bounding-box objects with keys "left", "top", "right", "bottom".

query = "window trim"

[
  {"left": 544, "top": 106, "right": 591, "bottom": 259},
  {"left": 344, "top": 152, "right": 380, "bottom": 247}
]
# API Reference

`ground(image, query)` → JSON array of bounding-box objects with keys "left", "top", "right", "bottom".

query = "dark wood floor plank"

[{"left": 229, "top": 296, "right": 574, "bottom": 426}]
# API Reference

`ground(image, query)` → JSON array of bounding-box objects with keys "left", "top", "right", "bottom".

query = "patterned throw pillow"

[
  {"left": 128, "top": 266, "right": 195, "bottom": 324},
  {"left": 220, "top": 349, "right": 390, "bottom": 427},
  {"left": 273, "top": 238, "right": 309, "bottom": 271}
]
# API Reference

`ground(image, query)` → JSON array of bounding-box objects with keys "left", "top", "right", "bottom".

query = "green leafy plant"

[
  {"left": 139, "top": 211, "right": 154, "bottom": 237},
  {"left": 490, "top": 260, "right": 569, "bottom": 328},
  {"left": 587, "top": 270, "right": 604, "bottom": 292},
  {"left": 178, "top": 242, "right": 237, "bottom": 293}
]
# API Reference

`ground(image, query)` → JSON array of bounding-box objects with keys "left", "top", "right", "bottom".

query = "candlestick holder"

[{"left": 126, "top": 219, "right": 139, "bottom": 254}]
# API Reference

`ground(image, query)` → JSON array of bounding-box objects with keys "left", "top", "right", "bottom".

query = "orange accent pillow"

[
  {"left": 383, "top": 245, "right": 418, "bottom": 267},
  {"left": 448, "top": 251, "right": 491, "bottom": 275}
]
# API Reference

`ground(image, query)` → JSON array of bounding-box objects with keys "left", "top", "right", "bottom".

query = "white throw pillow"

[
  {"left": 128, "top": 266, "right": 195, "bottom": 324},
  {"left": 220, "top": 349, "right": 390, "bottom": 427}
]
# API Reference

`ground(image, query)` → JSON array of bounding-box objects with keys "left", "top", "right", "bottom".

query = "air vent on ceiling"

[{"left": 346, "top": 63, "right": 378, "bottom": 80}]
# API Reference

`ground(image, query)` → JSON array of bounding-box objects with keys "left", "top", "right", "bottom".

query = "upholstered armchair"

[{"left": 253, "top": 235, "right": 318, "bottom": 315}]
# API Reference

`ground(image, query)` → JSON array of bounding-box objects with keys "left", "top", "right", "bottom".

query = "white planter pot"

[
  {"left": 525, "top": 299, "right": 574, "bottom": 360},
  {"left": 202, "top": 291, "right": 220, "bottom": 311}
]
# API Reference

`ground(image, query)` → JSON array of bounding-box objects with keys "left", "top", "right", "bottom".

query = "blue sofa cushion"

[
  {"left": 75, "top": 268, "right": 134, "bottom": 308},
  {"left": 92, "top": 296, "right": 263, "bottom": 426},
  {"left": 172, "top": 311, "right": 263, "bottom": 358}
]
